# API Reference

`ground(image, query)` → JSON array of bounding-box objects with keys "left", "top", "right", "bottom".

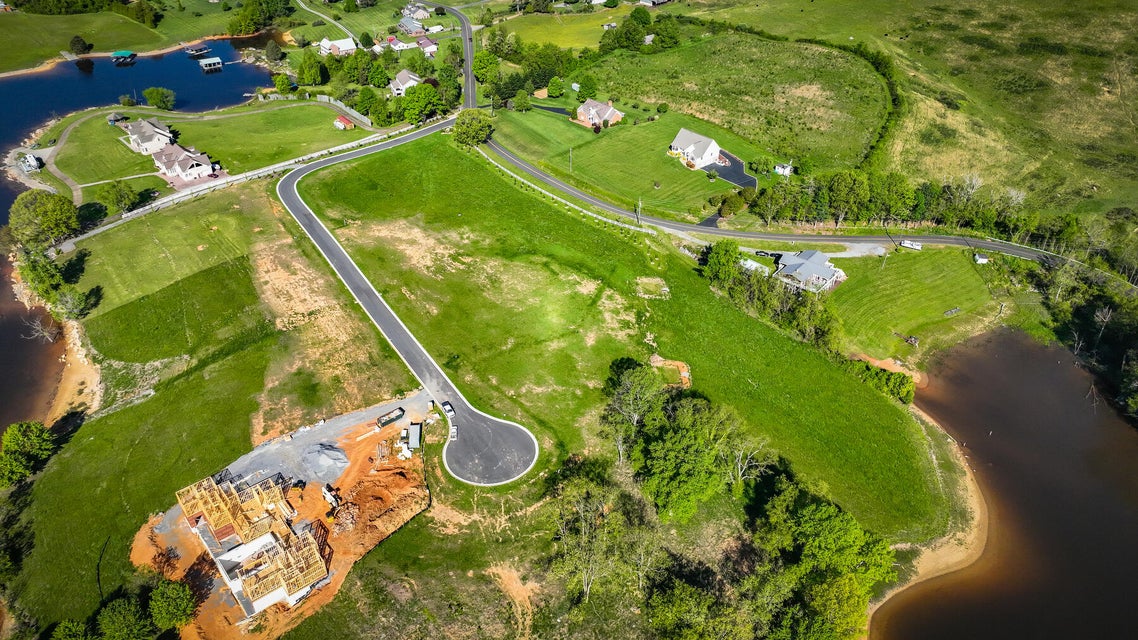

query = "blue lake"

[{"left": 0, "top": 37, "right": 272, "bottom": 221}]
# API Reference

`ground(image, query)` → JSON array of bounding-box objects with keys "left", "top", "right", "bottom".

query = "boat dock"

[
  {"left": 198, "top": 57, "right": 223, "bottom": 72},
  {"left": 185, "top": 44, "right": 212, "bottom": 57},
  {"left": 111, "top": 50, "right": 137, "bottom": 66}
]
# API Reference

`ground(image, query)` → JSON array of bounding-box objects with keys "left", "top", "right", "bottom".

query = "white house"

[
  {"left": 389, "top": 69, "right": 422, "bottom": 96},
  {"left": 319, "top": 37, "right": 357, "bottom": 56},
  {"left": 774, "top": 163, "right": 794, "bottom": 177},
  {"left": 974, "top": 253, "right": 990, "bottom": 265},
  {"left": 153, "top": 144, "right": 212, "bottom": 181},
  {"left": 122, "top": 118, "right": 174, "bottom": 155},
  {"left": 416, "top": 35, "right": 438, "bottom": 57},
  {"left": 390, "top": 39, "right": 417, "bottom": 52},
  {"left": 427, "top": 24, "right": 445, "bottom": 34},
  {"left": 669, "top": 128, "right": 721, "bottom": 168},
  {"left": 775, "top": 250, "right": 845, "bottom": 292},
  {"left": 411, "top": 7, "right": 431, "bottom": 20}
]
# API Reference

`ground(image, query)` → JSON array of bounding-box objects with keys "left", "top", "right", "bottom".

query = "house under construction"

[{"left": 176, "top": 471, "right": 329, "bottom": 619}]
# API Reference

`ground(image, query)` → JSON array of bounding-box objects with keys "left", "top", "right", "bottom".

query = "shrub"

[
  {"left": 657, "top": 102, "right": 668, "bottom": 113},
  {"left": 311, "top": 19, "right": 325, "bottom": 26}
]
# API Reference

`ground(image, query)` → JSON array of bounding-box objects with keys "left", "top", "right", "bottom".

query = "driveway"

[{"left": 701, "top": 149, "right": 756, "bottom": 189}]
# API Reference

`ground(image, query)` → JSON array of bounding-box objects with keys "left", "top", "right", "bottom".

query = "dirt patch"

[
  {"left": 337, "top": 218, "right": 472, "bottom": 280},
  {"left": 635, "top": 276, "right": 670, "bottom": 299},
  {"left": 250, "top": 232, "right": 398, "bottom": 443},
  {"left": 485, "top": 564, "right": 540, "bottom": 640},
  {"left": 853, "top": 353, "right": 929, "bottom": 388},
  {"left": 130, "top": 418, "right": 431, "bottom": 640},
  {"left": 787, "top": 83, "right": 829, "bottom": 100},
  {"left": 45, "top": 320, "right": 102, "bottom": 425},
  {"left": 649, "top": 353, "right": 692, "bottom": 389}
]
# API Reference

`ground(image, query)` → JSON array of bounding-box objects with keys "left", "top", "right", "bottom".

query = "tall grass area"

[
  {"left": 491, "top": 107, "right": 772, "bottom": 219},
  {"left": 298, "top": 135, "right": 955, "bottom": 540},
  {"left": 670, "top": 0, "right": 1138, "bottom": 217},
  {"left": 588, "top": 32, "right": 891, "bottom": 172},
  {"left": 497, "top": 5, "right": 634, "bottom": 48},
  {"left": 831, "top": 249, "right": 999, "bottom": 360},
  {"left": 14, "top": 181, "right": 413, "bottom": 625}
]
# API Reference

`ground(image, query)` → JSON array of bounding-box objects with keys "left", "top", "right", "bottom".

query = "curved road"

[
  {"left": 485, "top": 141, "right": 1053, "bottom": 262},
  {"left": 276, "top": 119, "right": 538, "bottom": 487}
]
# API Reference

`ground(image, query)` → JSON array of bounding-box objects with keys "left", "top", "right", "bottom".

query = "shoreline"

[
  {"left": 0, "top": 32, "right": 265, "bottom": 80},
  {"left": 6, "top": 257, "right": 102, "bottom": 428},
  {"left": 866, "top": 404, "right": 989, "bottom": 635}
]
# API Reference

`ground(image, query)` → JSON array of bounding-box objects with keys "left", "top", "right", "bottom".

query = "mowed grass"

[
  {"left": 497, "top": 5, "right": 634, "bottom": 48},
  {"left": 18, "top": 181, "right": 413, "bottom": 625},
  {"left": 299, "top": 135, "right": 953, "bottom": 540},
  {"left": 0, "top": 0, "right": 236, "bottom": 73},
  {"left": 589, "top": 32, "right": 891, "bottom": 172},
  {"left": 173, "top": 105, "right": 371, "bottom": 173},
  {"left": 831, "top": 249, "right": 997, "bottom": 360},
  {"left": 287, "top": 0, "right": 458, "bottom": 45},
  {"left": 0, "top": 12, "right": 157, "bottom": 73},
  {"left": 54, "top": 117, "right": 156, "bottom": 186},
  {"left": 492, "top": 107, "right": 772, "bottom": 219}
]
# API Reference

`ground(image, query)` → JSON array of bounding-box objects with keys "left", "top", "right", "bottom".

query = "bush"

[
  {"left": 119, "top": 94, "right": 137, "bottom": 107},
  {"left": 68, "top": 35, "right": 89, "bottom": 55},
  {"left": 311, "top": 19, "right": 325, "bottom": 26},
  {"left": 150, "top": 580, "right": 196, "bottom": 630},
  {"left": 656, "top": 102, "right": 668, "bottom": 113}
]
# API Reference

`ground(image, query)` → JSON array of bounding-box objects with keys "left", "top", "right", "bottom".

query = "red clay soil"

[{"left": 130, "top": 418, "right": 430, "bottom": 640}]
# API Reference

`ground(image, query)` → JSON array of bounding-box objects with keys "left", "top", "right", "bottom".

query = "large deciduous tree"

[
  {"left": 453, "top": 109, "right": 493, "bottom": 146},
  {"left": 97, "top": 597, "right": 154, "bottom": 640},
  {"left": 142, "top": 86, "right": 176, "bottom": 110},
  {"left": 471, "top": 50, "right": 500, "bottom": 84},
  {"left": 703, "top": 239, "right": 741, "bottom": 288},
  {"left": 401, "top": 83, "right": 443, "bottom": 123},
  {"left": 8, "top": 190, "right": 80, "bottom": 248},
  {"left": 94, "top": 180, "right": 136, "bottom": 214},
  {"left": 149, "top": 579, "right": 197, "bottom": 630}
]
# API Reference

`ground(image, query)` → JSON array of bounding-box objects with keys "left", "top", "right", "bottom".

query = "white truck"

[{"left": 899, "top": 240, "right": 923, "bottom": 251}]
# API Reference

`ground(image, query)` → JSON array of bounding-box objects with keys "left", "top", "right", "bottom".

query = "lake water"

[
  {"left": 872, "top": 329, "right": 1138, "bottom": 639},
  {"left": 0, "top": 36, "right": 272, "bottom": 220},
  {"left": 0, "top": 38, "right": 270, "bottom": 432}
]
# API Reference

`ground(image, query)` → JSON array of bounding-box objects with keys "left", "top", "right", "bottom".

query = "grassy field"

[
  {"left": 0, "top": 0, "right": 238, "bottom": 73},
  {"left": 495, "top": 5, "right": 634, "bottom": 48},
  {"left": 668, "top": 0, "right": 1138, "bottom": 217},
  {"left": 54, "top": 117, "right": 156, "bottom": 186},
  {"left": 52, "top": 104, "right": 369, "bottom": 188},
  {"left": 287, "top": 0, "right": 458, "bottom": 45},
  {"left": 173, "top": 104, "right": 371, "bottom": 173},
  {"left": 830, "top": 249, "right": 999, "bottom": 360},
  {"left": 15, "top": 181, "right": 413, "bottom": 625},
  {"left": 299, "top": 134, "right": 954, "bottom": 540},
  {"left": 586, "top": 32, "right": 891, "bottom": 173},
  {"left": 491, "top": 106, "right": 773, "bottom": 219}
]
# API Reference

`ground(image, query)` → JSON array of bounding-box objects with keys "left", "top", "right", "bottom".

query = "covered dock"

[{"left": 198, "top": 57, "right": 224, "bottom": 72}]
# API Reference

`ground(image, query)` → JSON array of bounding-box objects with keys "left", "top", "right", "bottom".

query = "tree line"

[{"left": 546, "top": 362, "right": 895, "bottom": 639}]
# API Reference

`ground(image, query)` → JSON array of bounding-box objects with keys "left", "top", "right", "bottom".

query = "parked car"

[{"left": 442, "top": 401, "right": 456, "bottom": 419}]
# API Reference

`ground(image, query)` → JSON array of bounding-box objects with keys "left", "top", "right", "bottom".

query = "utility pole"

[{"left": 636, "top": 197, "right": 642, "bottom": 226}]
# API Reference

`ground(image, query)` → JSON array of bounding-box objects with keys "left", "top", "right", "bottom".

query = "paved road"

[
  {"left": 427, "top": 1, "right": 477, "bottom": 108},
  {"left": 484, "top": 140, "right": 1054, "bottom": 262},
  {"left": 276, "top": 120, "right": 539, "bottom": 487}
]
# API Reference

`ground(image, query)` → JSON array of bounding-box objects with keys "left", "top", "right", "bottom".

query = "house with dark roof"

[
  {"left": 575, "top": 98, "right": 624, "bottom": 127},
  {"left": 153, "top": 144, "right": 212, "bottom": 181},
  {"left": 122, "top": 118, "right": 174, "bottom": 155},
  {"left": 669, "top": 128, "right": 720, "bottom": 168},
  {"left": 415, "top": 35, "right": 438, "bottom": 57},
  {"left": 389, "top": 69, "right": 422, "bottom": 96},
  {"left": 774, "top": 250, "right": 846, "bottom": 292}
]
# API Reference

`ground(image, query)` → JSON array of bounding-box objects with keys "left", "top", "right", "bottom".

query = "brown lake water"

[
  {"left": 0, "top": 258, "right": 64, "bottom": 431},
  {"left": 872, "top": 329, "right": 1138, "bottom": 639}
]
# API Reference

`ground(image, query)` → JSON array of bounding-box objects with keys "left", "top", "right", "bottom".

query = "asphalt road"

[
  {"left": 485, "top": 140, "right": 1054, "bottom": 262},
  {"left": 276, "top": 120, "right": 538, "bottom": 487}
]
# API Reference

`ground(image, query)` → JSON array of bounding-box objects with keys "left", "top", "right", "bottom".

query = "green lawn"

[
  {"left": 0, "top": 0, "right": 238, "bottom": 73},
  {"left": 16, "top": 181, "right": 413, "bottom": 626},
  {"left": 491, "top": 106, "right": 773, "bottom": 220},
  {"left": 830, "top": 249, "right": 998, "bottom": 360},
  {"left": 54, "top": 117, "right": 156, "bottom": 186},
  {"left": 287, "top": 0, "right": 459, "bottom": 45},
  {"left": 0, "top": 12, "right": 157, "bottom": 73},
  {"left": 53, "top": 104, "right": 369, "bottom": 188},
  {"left": 299, "top": 134, "right": 954, "bottom": 541},
  {"left": 173, "top": 104, "right": 371, "bottom": 173},
  {"left": 587, "top": 32, "right": 891, "bottom": 173},
  {"left": 80, "top": 175, "right": 172, "bottom": 206},
  {"left": 496, "top": 5, "right": 634, "bottom": 48}
]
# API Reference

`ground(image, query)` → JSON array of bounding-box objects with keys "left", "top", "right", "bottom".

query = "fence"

[{"left": 58, "top": 122, "right": 417, "bottom": 251}]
